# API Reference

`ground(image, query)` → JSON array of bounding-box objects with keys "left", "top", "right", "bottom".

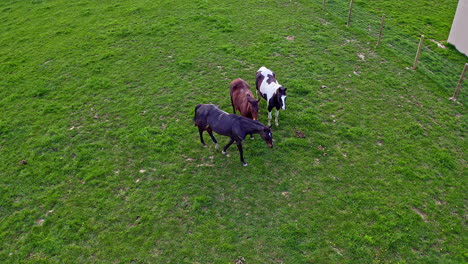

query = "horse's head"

[
  {"left": 247, "top": 94, "right": 260, "bottom": 121},
  {"left": 260, "top": 126, "right": 273, "bottom": 148}
]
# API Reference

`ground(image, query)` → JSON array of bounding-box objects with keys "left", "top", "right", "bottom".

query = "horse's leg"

[
  {"left": 267, "top": 111, "right": 272, "bottom": 127},
  {"left": 222, "top": 138, "right": 235, "bottom": 155},
  {"left": 236, "top": 141, "right": 247, "bottom": 166},
  {"left": 198, "top": 127, "right": 207, "bottom": 147},
  {"left": 275, "top": 109, "right": 280, "bottom": 127},
  {"left": 207, "top": 128, "right": 218, "bottom": 149}
]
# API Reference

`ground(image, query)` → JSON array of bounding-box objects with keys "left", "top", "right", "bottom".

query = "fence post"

[
  {"left": 376, "top": 14, "right": 385, "bottom": 46},
  {"left": 323, "top": 0, "right": 326, "bottom": 10},
  {"left": 347, "top": 0, "right": 354, "bottom": 27},
  {"left": 450, "top": 63, "right": 468, "bottom": 101},
  {"left": 412, "top": 35, "right": 424, "bottom": 70}
]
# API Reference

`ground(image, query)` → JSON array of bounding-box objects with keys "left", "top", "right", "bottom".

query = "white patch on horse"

[{"left": 281, "top": 95, "right": 286, "bottom": 110}]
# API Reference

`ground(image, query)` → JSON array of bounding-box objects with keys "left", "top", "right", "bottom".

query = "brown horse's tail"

[
  {"left": 230, "top": 95, "right": 236, "bottom": 114},
  {"left": 193, "top": 104, "right": 202, "bottom": 125},
  {"left": 229, "top": 82, "right": 236, "bottom": 114}
]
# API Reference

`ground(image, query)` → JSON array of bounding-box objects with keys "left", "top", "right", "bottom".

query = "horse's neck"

[
  {"left": 244, "top": 102, "right": 255, "bottom": 115},
  {"left": 241, "top": 119, "right": 265, "bottom": 134},
  {"left": 263, "top": 83, "right": 280, "bottom": 101}
]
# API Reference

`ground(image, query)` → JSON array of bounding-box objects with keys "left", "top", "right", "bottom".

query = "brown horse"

[
  {"left": 193, "top": 104, "right": 273, "bottom": 166},
  {"left": 230, "top": 78, "right": 259, "bottom": 121}
]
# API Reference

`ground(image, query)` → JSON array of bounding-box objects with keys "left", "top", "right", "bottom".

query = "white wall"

[{"left": 448, "top": 0, "right": 468, "bottom": 56}]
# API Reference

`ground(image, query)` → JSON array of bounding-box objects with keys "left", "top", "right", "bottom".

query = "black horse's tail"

[{"left": 193, "top": 104, "right": 202, "bottom": 125}]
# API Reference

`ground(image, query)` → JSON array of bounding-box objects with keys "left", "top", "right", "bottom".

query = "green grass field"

[{"left": 1, "top": 0, "right": 466, "bottom": 263}]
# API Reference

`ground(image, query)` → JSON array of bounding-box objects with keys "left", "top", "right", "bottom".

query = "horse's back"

[
  {"left": 195, "top": 104, "right": 230, "bottom": 122},
  {"left": 230, "top": 79, "right": 258, "bottom": 119},
  {"left": 256, "top": 67, "right": 282, "bottom": 102},
  {"left": 195, "top": 104, "right": 221, "bottom": 114},
  {"left": 195, "top": 104, "right": 219, "bottom": 126},
  {"left": 230, "top": 78, "right": 252, "bottom": 98}
]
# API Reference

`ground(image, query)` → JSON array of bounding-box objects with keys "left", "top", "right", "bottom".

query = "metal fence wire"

[{"left": 321, "top": 0, "right": 466, "bottom": 101}]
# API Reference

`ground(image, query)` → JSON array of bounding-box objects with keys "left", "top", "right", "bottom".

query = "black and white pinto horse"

[
  {"left": 194, "top": 104, "right": 273, "bottom": 166},
  {"left": 255, "top": 66, "right": 287, "bottom": 126}
]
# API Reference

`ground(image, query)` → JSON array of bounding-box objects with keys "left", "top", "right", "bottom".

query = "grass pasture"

[{"left": 0, "top": 0, "right": 466, "bottom": 263}]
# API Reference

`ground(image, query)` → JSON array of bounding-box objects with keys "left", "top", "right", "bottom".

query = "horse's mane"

[{"left": 238, "top": 116, "right": 267, "bottom": 131}]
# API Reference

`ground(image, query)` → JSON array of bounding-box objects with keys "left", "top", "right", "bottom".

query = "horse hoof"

[
  {"left": 202, "top": 144, "right": 207, "bottom": 148},
  {"left": 215, "top": 143, "right": 219, "bottom": 150},
  {"left": 242, "top": 162, "right": 248, "bottom": 167},
  {"left": 222, "top": 151, "right": 227, "bottom": 155}
]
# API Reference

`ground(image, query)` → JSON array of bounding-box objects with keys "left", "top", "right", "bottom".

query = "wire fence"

[{"left": 321, "top": 0, "right": 466, "bottom": 101}]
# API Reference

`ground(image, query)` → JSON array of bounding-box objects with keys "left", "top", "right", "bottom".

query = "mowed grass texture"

[{"left": 0, "top": 0, "right": 466, "bottom": 263}]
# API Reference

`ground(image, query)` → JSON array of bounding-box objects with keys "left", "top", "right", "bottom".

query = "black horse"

[{"left": 194, "top": 104, "right": 273, "bottom": 166}]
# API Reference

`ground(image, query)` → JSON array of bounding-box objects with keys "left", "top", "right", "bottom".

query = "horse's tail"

[
  {"left": 229, "top": 81, "right": 236, "bottom": 114},
  {"left": 230, "top": 95, "right": 236, "bottom": 114},
  {"left": 193, "top": 104, "right": 202, "bottom": 125}
]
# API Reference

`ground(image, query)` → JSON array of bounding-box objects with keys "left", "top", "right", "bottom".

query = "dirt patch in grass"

[{"left": 411, "top": 207, "right": 429, "bottom": 222}]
